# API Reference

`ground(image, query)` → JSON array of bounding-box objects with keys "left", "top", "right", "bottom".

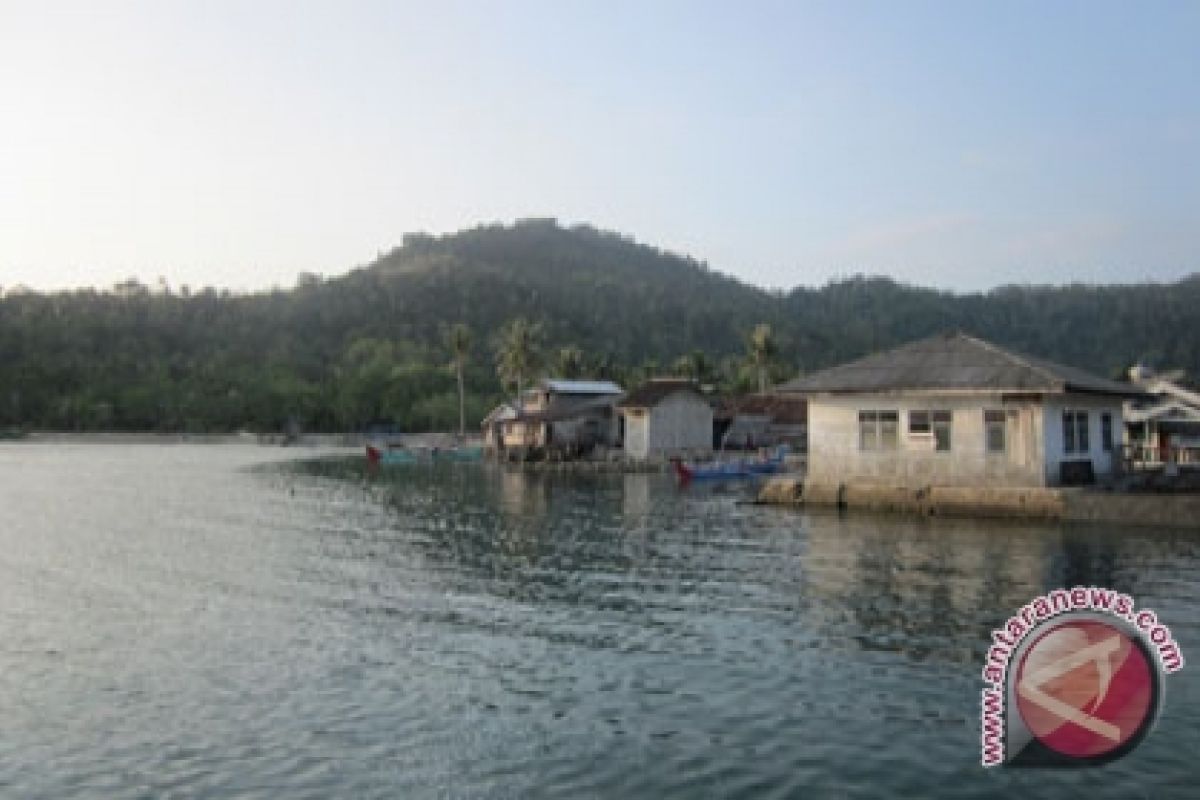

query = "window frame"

[
  {"left": 908, "top": 410, "right": 931, "bottom": 436},
  {"left": 1063, "top": 410, "right": 1091, "bottom": 455},
  {"left": 859, "top": 409, "right": 899, "bottom": 452},
  {"left": 984, "top": 409, "right": 1006, "bottom": 454},
  {"left": 931, "top": 410, "right": 953, "bottom": 452},
  {"left": 908, "top": 408, "right": 951, "bottom": 451}
]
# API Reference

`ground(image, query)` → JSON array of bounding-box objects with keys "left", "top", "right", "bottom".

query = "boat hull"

[{"left": 672, "top": 447, "right": 787, "bottom": 483}]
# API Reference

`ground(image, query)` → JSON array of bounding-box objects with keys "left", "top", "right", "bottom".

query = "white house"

[
  {"left": 1125, "top": 367, "right": 1200, "bottom": 465},
  {"left": 618, "top": 379, "right": 713, "bottom": 460},
  {"left": 777, "top": 333, "right": 1142, "bottom": 488}
]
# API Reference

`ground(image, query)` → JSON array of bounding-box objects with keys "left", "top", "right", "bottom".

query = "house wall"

[
  {"left": 1041, "top": 396, "right": 1124, "bottom": 483},
  {"left": 623, "top": 394, "right": 713, "bottom": 460},
  {"left": 547, "top": 411, "right": 620, "bottom": 448},
  {"left": 806, "top": 394, "right": 1047, "bottom": 488},
  {"left": 501, "top": 420, "right": 545, "bottom": 448},
  {"left": 624, "top": 410, "right": 650, "bottom": 460}
]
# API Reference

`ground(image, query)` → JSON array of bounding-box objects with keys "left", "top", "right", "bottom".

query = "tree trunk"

[{"left": 457, "top": 363, "right": 465, "bottom": 438}]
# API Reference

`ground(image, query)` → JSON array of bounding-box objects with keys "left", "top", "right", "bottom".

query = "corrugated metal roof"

[
  {"left": 776, "top": 332, "right": 1140, "bottom": 397},
  {"left": 541, "top": 379, "right": 624, "bottom": 395}
]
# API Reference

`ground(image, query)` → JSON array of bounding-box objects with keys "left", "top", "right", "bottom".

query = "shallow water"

[{"left": 0, "top": 444, "right": 1196, "bottom": 798}]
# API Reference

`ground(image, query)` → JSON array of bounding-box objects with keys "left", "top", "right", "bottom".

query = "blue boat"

[{"left": 672, "top": 446, "right": 788, "bottom": 483}]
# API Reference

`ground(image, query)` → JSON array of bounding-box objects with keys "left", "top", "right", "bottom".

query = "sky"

[{"left": 1, "top": 0, "right": 1197, "bottom": 294}]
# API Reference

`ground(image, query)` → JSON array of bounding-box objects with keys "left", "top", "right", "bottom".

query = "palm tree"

[
  {"left": 672, "top": 354, "right": 695, "bottom": 379},
  {"left": 589, "top": 351, "right": 621, "bottom": 382},
  {"left": 446, "top": 323, "right": 471, "bottom": 437},
  {"left": 557, "top": 346, "right": 584, "bottom": 379},
  {"left": 673, "top": 349, "right": 712, "bottom": 383},
  {"left": 747, "top": 323, "right": 777, "bottom": 393},
  {"left": 495, "top": 317, "right": 544, "bottom": 408}
]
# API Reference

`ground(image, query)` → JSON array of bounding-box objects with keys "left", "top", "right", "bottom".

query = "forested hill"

[{"left": 1, "top": 218, "right": 1197, "bottom": 433}]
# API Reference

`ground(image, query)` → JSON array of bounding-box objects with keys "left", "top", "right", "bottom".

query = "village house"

[
  {"left": 776, "top": 332, "right": 1141, "bottom": 488},
  {"left": 618, "top": 378, "right": 713, "bottom": 461},
  {"left": 489, "top": 379, "right": 624, "bottom": 459},
  {"left": 480, "top": 401, "right": 517, "bottom": 455},
  {"left": 1125, "top": 366, "right": 1200, "bottom": 465}
]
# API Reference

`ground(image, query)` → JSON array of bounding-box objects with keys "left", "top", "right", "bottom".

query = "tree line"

[{"left": 1, "top": 219, "right": 1196, "bottom": 433}]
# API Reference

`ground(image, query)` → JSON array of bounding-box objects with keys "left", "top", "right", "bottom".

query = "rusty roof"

[
  {"left": 723, "top": 393, "right": 808, "bottom": 424},
  {"left": 617, "top": 378, "right": 707, "bottom": 409}
]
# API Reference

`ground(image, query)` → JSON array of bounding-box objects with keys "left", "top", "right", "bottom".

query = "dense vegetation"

[{"left": 1, "top": 219, "right": 1197, "bottom": 432}]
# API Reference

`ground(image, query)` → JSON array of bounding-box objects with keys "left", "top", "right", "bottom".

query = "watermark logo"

[{"left": 980, "top": 588, "right": 1184, "bottom": 767}]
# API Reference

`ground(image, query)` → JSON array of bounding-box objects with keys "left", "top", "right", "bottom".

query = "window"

[
  {"left": 932, "top": 410, "right": 952, "bottom": 451},
  {"left": 859, "top": 410, "right": 899, "bottom": 451},
  {"left": 908, "top": 409, "right": 951, "bottom": 450},
  {"left": 1063, "top": 410, "right": 1090, "bottom": 454},
  {"left": 880, "top": 411, "right": 899, "bottom": 450},
  {"left": 1101, "top": 412, "right": 1113, "bottom": 452},
  {"left": 984, "top": 410, "right": 1006, "bottom": 453},
  {"left": 859, "top": 411, "right": 877, "bottom": 451}
]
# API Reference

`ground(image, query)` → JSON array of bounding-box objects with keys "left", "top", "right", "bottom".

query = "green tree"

[
  {"left": 673, "top": 349, "right": 713, "bottom": 383},
  {"left": 495, "top": 317, "right": 544, "bottom": 408},
  {"left": 747, "top": 323, "right": 777, "bottom": 393},
  {"left": 556, "top": 346, "right": 584, "bottom": 378},
  {"left": 447, "top": 323, "right": 471, "bottom": 437}
]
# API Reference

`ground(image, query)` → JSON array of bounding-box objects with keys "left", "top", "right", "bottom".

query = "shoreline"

[{"left": 8, "top": 431, "right": 363, "bottom": 447}]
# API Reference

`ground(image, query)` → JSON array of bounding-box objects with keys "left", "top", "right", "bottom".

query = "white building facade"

[
  {"left": 782, "top": 334, "right": 1137, "bottom": 488},
  {"left": 806, "top": 392, "right": 1123, "bottom": 488}
]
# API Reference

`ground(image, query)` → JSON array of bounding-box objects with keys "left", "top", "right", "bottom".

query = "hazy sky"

[{"left": 2, "top": 1, "right": 1197, "bottom": 293}]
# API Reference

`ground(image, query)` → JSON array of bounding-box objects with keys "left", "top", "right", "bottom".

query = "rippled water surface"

[{"left": 1, "top": 444, "right": 1198, "bottom": 798}]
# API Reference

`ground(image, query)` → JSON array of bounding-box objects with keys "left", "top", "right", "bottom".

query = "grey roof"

[
  {"left": 776, "top": 333, "right": 1141, "bottom": 397},
  {"left": 540, "top": 379, "right": 624, "bottom": 395}
]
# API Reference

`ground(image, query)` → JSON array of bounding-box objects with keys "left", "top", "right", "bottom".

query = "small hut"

[{"left": 618, "top": 379, "right": 713, "bottom": 461}]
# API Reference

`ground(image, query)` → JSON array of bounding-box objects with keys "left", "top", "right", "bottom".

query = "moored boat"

[{"left": 672, "top": 446, "right": 788, "bottom": 484}]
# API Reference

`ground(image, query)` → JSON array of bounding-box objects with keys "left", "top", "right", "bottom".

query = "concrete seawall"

[{"left": 758, "top": 477, "right": 1200, "bottom": 529}]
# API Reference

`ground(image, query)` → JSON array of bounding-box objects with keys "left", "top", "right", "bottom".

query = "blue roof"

[{"left": 541, "top": 379, "right": 624, "bottom": 395}]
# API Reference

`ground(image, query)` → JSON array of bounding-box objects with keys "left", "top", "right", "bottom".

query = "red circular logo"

[{"left": 1015, "top": 618, "right": 1156, "bottom": 759}]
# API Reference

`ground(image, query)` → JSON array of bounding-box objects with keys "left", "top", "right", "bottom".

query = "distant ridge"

[{"left": 0, "top": 219, "right": 1197, "bottom": 432}]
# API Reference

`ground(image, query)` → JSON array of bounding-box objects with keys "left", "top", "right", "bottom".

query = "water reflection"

[
  {"left": 7, "top": 446, "right": 1198, "bottom": 800},
  {"left": 303, "top": 458, "right": 1199, "bottom": 671},
  {"left": 622, "top": 473, "right": 653, "bottom": 520},
  {"left": 278, "top": 456, "right": 1200, "bottom": 799}
]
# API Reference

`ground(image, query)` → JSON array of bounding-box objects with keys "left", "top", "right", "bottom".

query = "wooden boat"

[
  {"left": 672, "top": 446, "right": 787, "bottom": 484},
  {"left": 366, "top": 443, "right": 483, "bottom": 466}
]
